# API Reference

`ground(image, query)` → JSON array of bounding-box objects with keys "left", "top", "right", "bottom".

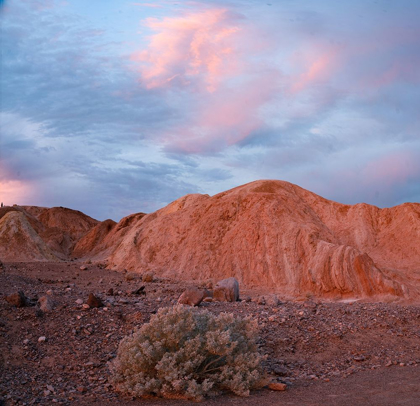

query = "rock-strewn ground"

[{"left": 1, "top": 262, "right": 420, "bottom": 406}]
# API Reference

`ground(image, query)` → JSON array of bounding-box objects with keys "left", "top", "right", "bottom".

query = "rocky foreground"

[{"left": 1, "top": 262, "right": 420, "bottom": 406}]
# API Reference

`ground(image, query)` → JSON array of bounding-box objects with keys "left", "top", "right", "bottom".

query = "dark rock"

[
  {"left": 131, "top": 286, "right": 146, "bottom": 295},
  {"left": 87, "top": 293, "right": 104, "bottom": 308},
  {"left": 5, "top": 291, "right": 29, "bottom": 307}
]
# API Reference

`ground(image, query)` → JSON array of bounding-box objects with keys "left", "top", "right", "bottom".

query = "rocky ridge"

[{"left": 1, "top": 180, "right": 420, "bottom": 300}]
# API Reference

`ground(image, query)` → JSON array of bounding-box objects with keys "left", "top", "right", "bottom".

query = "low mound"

[
  {"left": 34, "top": 207, "right": 99, "bottom": 240},
  {"left": 1, "top": 206, "right": 99, "bottom": 260},
  {"left": 0, "top": 211, "right": 58, "bottom": 261}
]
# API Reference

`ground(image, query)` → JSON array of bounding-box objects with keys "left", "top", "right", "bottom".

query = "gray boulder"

[{"left": 213, "top": 277, "right": 239, "bottom": 302}]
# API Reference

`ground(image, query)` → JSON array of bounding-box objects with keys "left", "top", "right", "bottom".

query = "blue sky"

[{"left": 1, "top": 0, "right": 419, "bottom": 220}]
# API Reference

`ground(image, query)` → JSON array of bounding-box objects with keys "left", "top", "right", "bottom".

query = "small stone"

[
  {"left": 257, "top": 296, "right": 266, "bottom": 305},
  {"left": 87, "top": 293, "right": 104, "bottom": 308},
  {"left": 242, "top": 296, "right": 252, "bottom": 303},
  {"left": 266, "top": 294, "right": 280, "bottom": 306},
  {"left": 46, "top": 385, "right": 54, "bottom": 392},
  {"left": 354, "top": 355, "right": 365, "bottom": 362},
  {"left": 46, "top": 290, "right": 53, "bottom": 295},
  {"left": 107, "top": 288, "right": 114, "bottom": 296},
  {"left": 82, "top": 304, "right": 90, "bottom": 310},
  {"left": 44, "top": 390, "right": 51, "bottom": 396},
  {"left": 131, "top": 286, "right": 145, "bottom": 295},
  {"left": 142, "top": 272, "right": 154, "bottom": 283},
  {"left": 75, "top": 299, "right": 83, "bottom": 305},
  {"left": 23, "top": 339, "right": 30, "bottom": 345},
  {"left": 178, "top": 288, "right": 205, "bottom": 306},
  {"left": 5, "top": 291, "right": 29, "bottom": 307},
  {"left": 80, "top": 265, "right": 88, "bottom": 271},
  {"left": 38, "top": 336, "right": 46, "bottom": 343},
  {"left": 125, "top": 273, "right": 137, "bottom": 281},
  {"left": 77, "top": 386, "right": 86, "bottom": 393},
  {"left": 272, "top": 365, "right": 287, "bottom": 376},
  {"left": 38, "top": 296, "right": 56, "bottom": 312},
  {"left": 268, "top": 382, "right": 287, "bottom": 391}
]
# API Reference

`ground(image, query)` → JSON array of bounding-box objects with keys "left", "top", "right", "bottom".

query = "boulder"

[
  {"left": 178, "top": 287, "right": 205, "bottom": 306},
  {"left": 213, "top": 277, "right": 239, "bottom": 302}
]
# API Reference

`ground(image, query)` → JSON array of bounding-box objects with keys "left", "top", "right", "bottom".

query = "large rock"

[
  {"left": 177, "top": 288, "right": 205, "bottom": 306},
  {"left": 213, "top": 277, "right": 240, "bottom": 302}
]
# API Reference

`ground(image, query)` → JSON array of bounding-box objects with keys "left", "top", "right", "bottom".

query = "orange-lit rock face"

[{"left": 98, "top": 180, "right": 418, "bottom": 300}]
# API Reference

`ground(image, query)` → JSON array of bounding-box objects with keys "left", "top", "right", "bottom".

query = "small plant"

[{"left": 110, "top": 305, "right": 266, "bottom": 401}]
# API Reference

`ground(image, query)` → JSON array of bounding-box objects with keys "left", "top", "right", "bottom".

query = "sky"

[{"left": 1, "top": 0, "right": 419, "bottom": 221}]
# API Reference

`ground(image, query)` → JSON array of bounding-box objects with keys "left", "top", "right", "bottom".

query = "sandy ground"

[{"left": 1, "top": 262, "right": 419, "bottom": 406}]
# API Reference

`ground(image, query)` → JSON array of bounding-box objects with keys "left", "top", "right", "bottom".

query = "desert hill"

[
  {"left": 92, "top": 180, "right": 420, "bottom": 299},
  {"left": 1, "top": 180, "right": 420, "bottom": 300},
  {"left": 0, "top": 205, "right": 98, "bottom": 260}
]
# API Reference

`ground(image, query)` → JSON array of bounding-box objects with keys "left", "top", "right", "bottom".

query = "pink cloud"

[
  {"left": 131, "top": 7, "right": 281, "bottom": 153},
  {"left": 132, "top": 8, "right": 242, "bottom": 93},
  {"left": 287, "top": 48, "right": 340, "bottom": 96}
]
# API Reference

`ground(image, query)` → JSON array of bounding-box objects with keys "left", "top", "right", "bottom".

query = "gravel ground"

[{"left": 1, "top": 262, "right": 419, "bottom": 406}]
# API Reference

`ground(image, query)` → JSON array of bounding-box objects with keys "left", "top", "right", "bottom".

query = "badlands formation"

[{"left": 1, "top": 180, "right": 420, "bottom": 301}]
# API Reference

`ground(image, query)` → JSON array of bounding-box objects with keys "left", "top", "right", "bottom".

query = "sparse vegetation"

[{"left": 110, "top": 305, "right": 266, "bottom": 401}]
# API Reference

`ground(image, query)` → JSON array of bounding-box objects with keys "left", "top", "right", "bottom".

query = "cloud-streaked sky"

[{"left": 1, "top": 0, "right": 419, "bottom": 220}]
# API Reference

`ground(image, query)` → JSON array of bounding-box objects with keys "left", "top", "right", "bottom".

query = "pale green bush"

[{"left": 110, "top": 305, "right": 266, "bottom": 401}]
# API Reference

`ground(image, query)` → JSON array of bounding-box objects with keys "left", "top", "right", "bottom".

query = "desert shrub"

[{"left": 110, "top": 305, "right": 266, "bottom": 401}]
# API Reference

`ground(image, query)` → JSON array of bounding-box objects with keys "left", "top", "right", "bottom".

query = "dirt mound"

[
  {"left": 96, "top": 180, "right": 419, "bottom": 300},
  {"left": 33, "top": 206, "right": 98, "bottom": 240},
  {"left": 1, "top": 206, "right": 99, "bottom": 260},
  {"left": 0, "top": 211, "right": 58, "bottom": 261}
]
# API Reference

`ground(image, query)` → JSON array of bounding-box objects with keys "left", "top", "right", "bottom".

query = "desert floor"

[{"left": 1, "top": 262, "right": 419, "bottom": 405}]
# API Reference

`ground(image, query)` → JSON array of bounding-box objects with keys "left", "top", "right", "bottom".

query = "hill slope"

[{"left": 91, "top": 180, "right": 419, "bottom": 299}]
